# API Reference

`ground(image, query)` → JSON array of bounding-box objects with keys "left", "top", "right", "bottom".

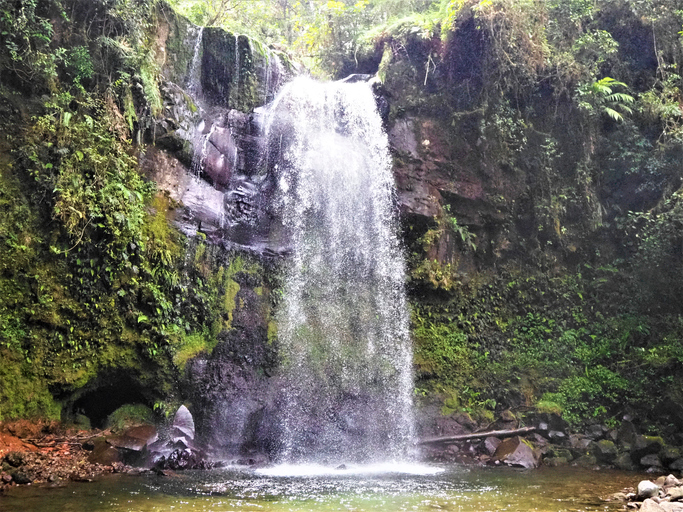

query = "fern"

[{"left": 578, "top": 77, "right": 635, "bottom": 123}]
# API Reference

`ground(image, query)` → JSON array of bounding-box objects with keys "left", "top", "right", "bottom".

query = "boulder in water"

[
  {"left": 484, "top": 436, "right": 501, "bottom": 455},
  {"left": 148, "top": 405, "right": 215, "bottom": 470},
  {"left": 171, "top": 405, "right": 195, "bottom": 442},
  {"left": 87, "top": 438, "right": 123, "bottom": 465},
  {"left": 594, "top": 440, "right": 618, "bottom": 463},
  {"left": 107, "top": 425, "right": 158, "bottom": 452},
  {"left": 632, "top": 435, "right": 665, "bottom": 461},
  {"left": 637, "top": 480, "right": 661, "bottom": 500},
  {"left": 492, "top": 436, "right": 539, "bottom": 469}
]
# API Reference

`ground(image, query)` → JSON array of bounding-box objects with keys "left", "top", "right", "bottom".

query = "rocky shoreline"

[
  {"left": 3, "top": 406, "right": 683, "bottom": 503},
  {"left": 418, "top": 407, "right": 683, "bottom": 474},
  {"left": 609, "top": 474, "right": 683, "bottom": 511},
  {"left": 0, "top": 420, "right": 139, "bottom": 492}
]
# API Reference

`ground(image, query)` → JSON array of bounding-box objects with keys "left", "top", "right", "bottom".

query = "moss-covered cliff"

[
  {"left": 347, "top": 0, "right": 683, "bottom": 434},
  {"left": 0, "top": 0, "right": 280, "bottom": 425}
]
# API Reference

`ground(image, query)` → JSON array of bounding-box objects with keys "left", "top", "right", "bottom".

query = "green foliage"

[
  {"left": 409, "top": 204, "right": 476, "bottom": 290},
  {"left": 409, "top": 257, "right": 683, "bottom": 430},
  {"left": 639, "top": 68, "right": 683, "bottom": 147},
  {"left": 542, "top": 366, "right": 628, "bottom": 424},
  {"left": 64, "top": 46, "right": 95, "bottom": 85},
  {"left": 105, "top": 403, "right": 154, "bottom": 430},
  {"left": 0, "top": 352, "right": 61, "bottom": 422},
  {"left": 577, "top": 77, "right": 635, "bottom": 122},
  {"left": 0, "top": 0, "right": 64, "bottom": 90},
  {"left": 21, "top": 92, "right": 151, "bottom": 247}
]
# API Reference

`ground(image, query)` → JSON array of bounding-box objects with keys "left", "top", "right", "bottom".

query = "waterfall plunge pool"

[{"left": 2, "top": 464, "right": 641, "bottom": 511}]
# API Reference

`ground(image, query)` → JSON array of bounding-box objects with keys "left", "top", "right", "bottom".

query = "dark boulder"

[
  {"left": 594, "top": 440, "right": 618, "bottom": 463},
  {"left": 632, "top": 436, "right": 665, "bottom": 462},
  {"left": 492, "top": 436, "right": 540, "bottom": 469}
]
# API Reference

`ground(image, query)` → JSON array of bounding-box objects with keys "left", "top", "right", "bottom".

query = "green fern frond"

[
  {"left": 603, "top": 107, "right": 625, "bottom": 122},
  {"left": 606, "top": 92, "right": 635, "bottom": 104}
]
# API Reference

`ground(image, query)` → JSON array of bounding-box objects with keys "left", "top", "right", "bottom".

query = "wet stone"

[
  {"left": 594, "top": 440, "right": 618, "bottom": 463},
  {"left": 11, "top": 471, "right": 32, "bottom": 484},
  {"left": 4, "top": 452, "right": 24, "bottom": 467},
  {"left": 638, "top": 480, "right": 661, "bottom": 500},
  {"left": 614, "top": 453, "right": 636, "bottom": 471},
  {"left": 661, "top": 503, "right": 683, "bottom": 512},
  {"left": 668, "top": 487, "right": 683, "bottom": 501},
  {"left": 641, "top": 499, "right": 667, "bottom": 512},
  {"left": 642, "top": 454, "right": 664, "bottom": 468}
]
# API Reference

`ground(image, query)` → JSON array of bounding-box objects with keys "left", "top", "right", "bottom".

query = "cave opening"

[{"left": 70, "top": 375, "right": 152, "bottom": 429}]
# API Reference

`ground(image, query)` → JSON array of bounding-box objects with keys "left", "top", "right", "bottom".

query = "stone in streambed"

[
  {"left": 638, "top": 480, "right": 661, "bottom": 500},
  {"left": 484, "top": 437, "right": 501, "bottom": 455},
  {"left": 642, "top": 454, "right": 664, "bottom": 469},
  {"left": 664, "top": 474, "right": 682, "bottom": 487},
  {"left": 544, "top": 457, "right": 569, "bottom": 467},
  {"left": 10, "top": 471, "right": 32, "bottom": 484},
  {"left": 545, "top": 446, "right": 573, "bottom": 461},
  {"left": 670, "top": 458, "right": 683, "bottom": 471},
  {"left": 107, "top": 425, "right": 158, "bottom": 452},
  {"left": 572, "top": 454, "right": 598, "bottom": 467},
  {"left": 615, "top": 453, "right": 637, "bottom": 471},
  {"left": 668, "top": 487, "right": 683, "bottom": 501},
  {"left": 660, "top": 503, "right": 683, "bottom": 512},
  {"left": 641, "top": 499, "right": 667, "bottom": 512},
  {"left": 632, "top": 436, "right": 665, "bottom": 461},
  {"left": 492, "top": 436, "right": 539, "bottom": 469},
  {"left": 594, "top": 440, "right": 618, "bottom": 463},
  {"left": 87, "top": 438, "right": 122, "bottom": 465}
]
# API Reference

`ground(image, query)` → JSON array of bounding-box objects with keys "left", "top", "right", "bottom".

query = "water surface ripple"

[{"left": 2, "top": 465, "right": 642, "bottom": 512}]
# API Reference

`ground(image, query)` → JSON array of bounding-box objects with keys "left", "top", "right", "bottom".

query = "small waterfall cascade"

[
  {"left": 265, "top": 76, "right": 415, "bottom": 463},
  {"left": 187, "top": 26, "right": 204, "bottom": 96}
]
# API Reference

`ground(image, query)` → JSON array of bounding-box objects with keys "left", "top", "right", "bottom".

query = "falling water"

[
  {"left": 266, "top": 76, "right": 415, "bottom": 463},
  {"left": 263, "top": 51, "right": 284, "bottom": 104},
  {"left": 233, "top": 34, "right": 240, "bottom": 104},
  {"left": 191, "top": 121, "right": 215, "bottom": 177},
  {"left": 187, "top": 26, "right": 204, "bottom": 96}
]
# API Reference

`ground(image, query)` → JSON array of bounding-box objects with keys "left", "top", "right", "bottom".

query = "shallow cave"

[{"left": 69, "top": 375, "right": 153, "bottom": 429}]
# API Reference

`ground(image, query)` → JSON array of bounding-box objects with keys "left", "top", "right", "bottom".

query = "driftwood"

[{"left": 417, "top": 426, "right": 537, "bottom": 445}]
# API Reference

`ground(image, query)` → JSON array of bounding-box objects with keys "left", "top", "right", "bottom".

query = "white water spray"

[{"left": 265, "top": 76, "right": 415, "bottom": 463}]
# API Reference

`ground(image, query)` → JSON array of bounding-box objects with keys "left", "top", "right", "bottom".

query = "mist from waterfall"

[{"left": 265, "top": 76, "right": 415, "bottom": 463}]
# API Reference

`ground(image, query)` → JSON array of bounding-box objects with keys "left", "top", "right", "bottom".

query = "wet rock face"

[
  {"left": 184, "top": 278, "right": 277, "bottom": 459},
  {"left": 387, "top": 113, "right": 520, "bottom": 274}
]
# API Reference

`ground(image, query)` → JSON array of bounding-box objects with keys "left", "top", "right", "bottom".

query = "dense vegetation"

[
  {"left": 0, "top": 0, "right": 259, "bottom": 422},
  {"left": 1, "top": 0, "right": 683, "bottom": 438}
]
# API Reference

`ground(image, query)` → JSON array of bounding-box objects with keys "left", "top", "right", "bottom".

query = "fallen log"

[{"left": 417, "top": 426, "right": 537, "bottom": 445}]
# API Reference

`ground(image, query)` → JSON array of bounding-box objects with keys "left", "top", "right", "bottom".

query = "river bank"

[{"left": 0, "top": 420, "right": 139, "bottom": 493}]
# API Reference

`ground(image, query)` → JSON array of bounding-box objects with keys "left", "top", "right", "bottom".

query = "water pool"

[{"left": 1, "top": 463, "right": 642, "bottom": 512}]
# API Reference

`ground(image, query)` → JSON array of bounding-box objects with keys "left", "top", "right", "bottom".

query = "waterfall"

[
  {"left": 187, "top": 26, "right": 204, "bottom": 96},
  {"left": 266, "top": 76, "right": 415, "bottom": 463},
  {"left": 233, "top": 34, "right": 240, "bottom": 105}
]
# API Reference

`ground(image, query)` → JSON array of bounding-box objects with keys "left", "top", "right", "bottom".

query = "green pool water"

[{"left": 1, "top": 463, "right": 642, "bottom": 512}]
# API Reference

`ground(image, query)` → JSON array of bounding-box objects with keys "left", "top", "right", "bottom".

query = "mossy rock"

[{"left": 105, "top": 404, "right": 154, "bottom": 432}]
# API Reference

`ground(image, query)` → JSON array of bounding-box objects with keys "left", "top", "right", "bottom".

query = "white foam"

[{"left": 255, "top": 462, "right": 445, "bottom": 478}]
